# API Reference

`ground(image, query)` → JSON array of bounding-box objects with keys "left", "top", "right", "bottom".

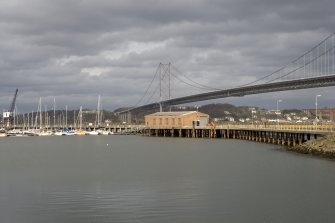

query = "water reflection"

[{"left": 0, "top": 136, "right": 334, "bottom": 223}]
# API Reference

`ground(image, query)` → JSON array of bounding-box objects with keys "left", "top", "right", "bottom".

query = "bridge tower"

[{"left": 159, "top": 62, "right": 172, "bottom": 112}]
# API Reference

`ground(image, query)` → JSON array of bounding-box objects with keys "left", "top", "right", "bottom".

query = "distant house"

[
  {"left": 226, "top": 116, "right": 235, "bottom": 122},
  {"left": 213, "top": 117, "right": 225, "bottom": 122},
  {"left": 145, "top": 111, "right": 209, "bottom": 128},
  {"left": 304, "top": 108, "right": 335, "bottom": 121}
]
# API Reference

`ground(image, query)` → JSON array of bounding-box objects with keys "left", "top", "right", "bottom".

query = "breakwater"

[{"left": 290, "top": 133, "right": 335, "bottom": 159}]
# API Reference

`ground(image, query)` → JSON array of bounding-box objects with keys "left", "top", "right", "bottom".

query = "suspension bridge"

[{"left": 119, "top": 33, "right": 335, "bottom": 122}]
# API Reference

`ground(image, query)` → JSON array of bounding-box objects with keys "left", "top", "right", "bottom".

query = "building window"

[
  {"left": 165, "top": 118, "right": 169, "bottom": 125},
  {"left": 159, "top": 118, "right": 162, "bottom": 125},
  {"left": 178, "top": 118, "right": 182, "bottom": 125},
  {"left": 171, "top": 118, "right": 175, "bottom": 125},
  {"left": 153, "top": 118, "right": 156, "bottom": 125}
]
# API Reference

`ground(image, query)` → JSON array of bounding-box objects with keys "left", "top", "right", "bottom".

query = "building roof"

[
  {"left": 145, "top": 111, "right": 206, "bottom": 117},
  {"left": 306, "top": 108, "right": 335, "bottom": 112}
]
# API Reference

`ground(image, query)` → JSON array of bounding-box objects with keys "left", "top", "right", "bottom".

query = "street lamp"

[
  {"left": 315, "top": 94, "right": 322, "bottom": 123},
  {"left": 193, "top": 105, "right": 199, "bottom": 127},
  {"left": 251, "top": 109, "right": 256, "bottom": 126},
  {"left": 276, "top": 99, "right": 282, "bottom": 125}
]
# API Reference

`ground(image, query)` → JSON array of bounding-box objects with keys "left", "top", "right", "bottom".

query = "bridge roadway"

[{"left": 122, "top": 74, "right": 335, "bottom": 113}]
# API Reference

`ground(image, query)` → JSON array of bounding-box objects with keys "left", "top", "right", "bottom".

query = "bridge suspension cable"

[
  {"left": 143, "top": 81, "right": 160, "bottom": 105},
  {"left": 143, "top": 64, "right": 171, "bottom": 105},
  {"left": 130, "top": 65, "right": 160, "bottom": 108},
  {"left": 132, "top": 62, "right": 217, "bottom": 108},
  {"left": 266, "top": 42, "right": 335, "bottom": 83},
  {"left": 241, "top": 32, "right": 335, "bottom": 86},
  {"left": 171, "top": 65, "right": 222, "bottom": 91}
]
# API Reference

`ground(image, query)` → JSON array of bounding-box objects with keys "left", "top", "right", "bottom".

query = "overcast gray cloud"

[{"left": 0, "top": 0, "right": 334, "bottom": 112}]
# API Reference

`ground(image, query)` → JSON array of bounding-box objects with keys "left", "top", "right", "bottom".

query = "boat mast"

[
  {"left": 100, "top": 104, "right": 103, "bottom": 126},
  {"left": 73, "top": 110, "right": 76, "bottom": 129},
  {"left": 65, "top": 105, "right": 68, "bottom": 128},
  {"left": 96, "top": 95, "right": 101, "bottom": 127},
  {"left": 39, "top": 97, "right": 42, "bottom": 130},
  {"left": 44, "top": 105, "right": 48, "bottom": 131},
  {"left": 31, "top": 111, "right": 33, "bottom": 128},
  {"left": 53, "top": 97, "right": 56, "bottom": 129},
  {"left": 79, "top": 106, "right": 82, "bottom": 130},
  {"left": 27, "top": 112, "right": 30, "bottom": 129}
]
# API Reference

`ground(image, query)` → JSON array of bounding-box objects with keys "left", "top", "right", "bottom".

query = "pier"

[{"left": 142, "top": 124, "right": 335, "bottom": 146}]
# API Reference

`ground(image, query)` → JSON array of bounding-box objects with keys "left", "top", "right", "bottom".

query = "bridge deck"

[{"left": 122, "top": 75, "right": 335, "bottom": 113}]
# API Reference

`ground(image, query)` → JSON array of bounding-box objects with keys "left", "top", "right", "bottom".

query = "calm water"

[{"left": 0, "top": 135, "right": 334, "bottom": 223}]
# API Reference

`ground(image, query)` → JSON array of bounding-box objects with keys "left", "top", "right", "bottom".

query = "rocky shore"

[{"left": 289, "top": 134, "right": 335, "bottom": 159}]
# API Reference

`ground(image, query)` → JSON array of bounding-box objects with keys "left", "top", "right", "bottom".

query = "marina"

[{"left": 0, "top": 125, "right": 141, "bottom": 137}]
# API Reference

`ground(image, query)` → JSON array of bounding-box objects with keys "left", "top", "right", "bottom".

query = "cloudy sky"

[{"left": 0, "top": 0, "right": 334, "bottom": 113}]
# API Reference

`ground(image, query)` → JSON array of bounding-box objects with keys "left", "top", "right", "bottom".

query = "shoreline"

[{"left": 289, "top": 133, "right": 335, "bottom": 159}]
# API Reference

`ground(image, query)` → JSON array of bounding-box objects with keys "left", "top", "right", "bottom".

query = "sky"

[{"left": 0, "top": 0, "right": 334, "bottom": 113}]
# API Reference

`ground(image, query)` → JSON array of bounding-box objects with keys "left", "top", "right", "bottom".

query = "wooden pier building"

[{"left": 144, "top": 111, "right": 209, "bottom": 128}]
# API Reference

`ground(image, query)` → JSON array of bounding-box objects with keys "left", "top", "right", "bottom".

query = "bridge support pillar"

[{"left": 127, "top": 112, "right": 132, "bottom": 124}]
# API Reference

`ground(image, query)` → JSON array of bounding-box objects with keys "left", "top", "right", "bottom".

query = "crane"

[{"left": 3, "top": 88, "right": 18, "bottom": 127}]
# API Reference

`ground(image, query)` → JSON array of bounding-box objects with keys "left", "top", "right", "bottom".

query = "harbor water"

[{"left": 0, "top": 135, "right": 334, "bottom": 223}]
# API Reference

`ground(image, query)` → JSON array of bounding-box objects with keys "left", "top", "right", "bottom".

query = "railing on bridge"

[
  {"left": 148, "top": 123, "right": 335, "bottom": 133},
  {"left": 212, "top": 124, "right": 335, "bottom": 133}
]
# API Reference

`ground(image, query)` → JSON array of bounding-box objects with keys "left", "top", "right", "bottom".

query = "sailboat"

[
  {"left": 74, "top": 106, "right": 86, "bottom": 135},
  {"left": 88, "top": 131, "right": 99, "bottom": 135},
  {"left": 88, "top": 95, "right": 102, "bottom": 135},
  {"left": 0, "top": 129, "right": 6, "bottom": 137},
  {"left": 36, "top": 98, "right": 52, "bottom": 136}
]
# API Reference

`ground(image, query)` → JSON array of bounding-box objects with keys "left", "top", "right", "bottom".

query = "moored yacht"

[
  {"left": 0, "top": 129, "right": 7, "bottom": 137},
  {"left": 88, "top": 130, "right": 99, "bottom": 135}
]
